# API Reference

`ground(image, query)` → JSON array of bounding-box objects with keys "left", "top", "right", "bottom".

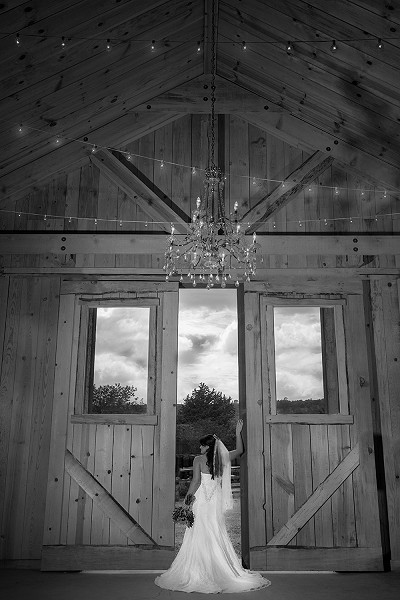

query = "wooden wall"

[
  {"left": 0, "top": 275, "right": 60, "bottom": 564},
  {"left": 1, "top": 114, "right": 399, "bottom": 270},
  {"left": 0, "top": 113, "right": 399, "bottom": 569}
]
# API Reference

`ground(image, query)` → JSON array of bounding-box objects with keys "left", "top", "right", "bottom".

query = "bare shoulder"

[{"left": 193, "top": 454, "right": 204, "bottom": 463}]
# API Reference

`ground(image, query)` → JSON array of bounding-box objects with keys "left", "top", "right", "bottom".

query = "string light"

[
  {"left": 286, "top": 41, "right": 293, "bottom": 53},
  {"left": 106, "top": 38, "right": 112, "bottom": 51},
  {"left": 377, "top": 38, "right": 384, "bottom": 49},
  {"left": 151, "top": 39, "right": 155, "bottom": 51},
  {"left": 330, "top": 39, "right": 337, "bottom": 52},
  {"left": 3, "top": 209, "right": 396, "bottom": 229},
  {"left": 15, "top": 33, "right": 20, "bottom": 45},
  {"left": 252, "top": 177, "right": 257, "bottom": 185},
  {"left": 8, "top": 122, "right": 398, "bottom": 197},
  {"left": 242, "top": 40, "right": 247, "bottom": 50},
  {"left": 197, "top": 41, "right": 201, "bottom": 53},
  {"left": 61, "top": 36, "right": 66, "bottom": 48}
]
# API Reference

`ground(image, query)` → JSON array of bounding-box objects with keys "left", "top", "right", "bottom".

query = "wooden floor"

[{"left": 0, "top": 569, "right": 399, "bottom": 600}]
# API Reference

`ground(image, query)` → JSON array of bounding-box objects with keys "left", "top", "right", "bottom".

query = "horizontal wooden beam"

[
  {"left": 242, "top": 151, "right": 335, "bottom": 233},
  {"left": 267, "top": 444, "right": 359, "bottom": 546},
  {"left": 41, "top": 545, "right": 175, "bottom": 571},
  {"left": 133, "top": 75, "right": 284, "bottom": 113},
  {"left": 250, "top": 547, "right": 383, "bottom": 571},
  {"left": 70, "top": 414, "right": 158, "bottom": 426},
  {"left": 265, "top": 414, "right": 353, "bottom": 424},
  {"left": 64, "top": 449, "right": 156, "bottom": 546},
  {"left": 1, "top": 233, "right": 399, "bottom": 256}
]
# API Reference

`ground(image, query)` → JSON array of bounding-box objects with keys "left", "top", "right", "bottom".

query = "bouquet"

[{"left": 172, "top": 496, "right": 195, "bottom": 528}]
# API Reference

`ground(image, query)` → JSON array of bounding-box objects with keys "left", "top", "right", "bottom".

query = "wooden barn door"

[
  {"left": 238, "top": 284, "right": 383, "bottom": 571},
  {"left": 41, "top": 281, "right": 178, "bottom": 570}
]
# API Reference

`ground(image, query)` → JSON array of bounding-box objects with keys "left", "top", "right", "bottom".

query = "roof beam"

[
  {"left": 1, "top": 233, "right": 399, "bottom": 257},
  {"left": 91, "top": 149, "right": 190, "bottom": 234},
  {"left": 133, "top": 75, "right": 283, "bottom": 113},
  {"left": 203, "top": 0, "right": 218, "bottom": 75},
  {"left": 242, "top": 151, "right": 335, "bottom": 233}
]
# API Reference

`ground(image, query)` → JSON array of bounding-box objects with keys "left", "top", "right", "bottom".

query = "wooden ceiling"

[{"left": 1, "top": 0, "right": 400, "bottom": 203}]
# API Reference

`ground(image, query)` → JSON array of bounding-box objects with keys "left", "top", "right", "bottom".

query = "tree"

[
  {"left": 90, "top": 383, "right": 146, "bottom": 414},
  {"left": 176, "top": 383, "right": 237, "bottom": 454}
]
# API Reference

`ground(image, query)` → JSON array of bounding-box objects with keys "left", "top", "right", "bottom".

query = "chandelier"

[{"left": 163, "top": 2, "right": 259, "bottom": 289}]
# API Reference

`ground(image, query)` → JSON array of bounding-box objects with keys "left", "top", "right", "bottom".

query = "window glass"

[
  {"left": 88, "top": 307, "right": 150, "bottom": 414},
  {"left": 274, "top": 306, "right": 327, "bottom": 414}
]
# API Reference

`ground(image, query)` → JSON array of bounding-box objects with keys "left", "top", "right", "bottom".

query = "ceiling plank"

[
  {"left": 91, "top": 149, "right": 190, "bottom": 234},
  {"left": 0, "top": 0, "right": 202, "bottom": 121},
  {"left": 133, "top": 75, "right": 283, "bottom": 112},
  {"left": 0, "top": 111, "right": 183, "bottom": 204},
  {"left": 203, "top": 0, "right": 215, "bottom": 75},
  {"left": 0, "top": 52, "right": 202, "bottom": 179},
  {"left": 222, "top": 0, "right": 400, "bottom": 111},
  {"left": 1, "top": 232, "right": 399, "bottom": 256},
  {"left": 242, "top": 151, "right": 335, "bottom": 233}
]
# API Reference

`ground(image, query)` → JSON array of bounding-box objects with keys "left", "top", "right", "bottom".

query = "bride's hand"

[{"left": 236, "top": 419, "right": 243, "bottom": 434}]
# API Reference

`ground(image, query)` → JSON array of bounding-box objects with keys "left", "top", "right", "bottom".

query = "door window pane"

[
  {"left": 274, "top": 306, "right": 326, "bottom": 414},
  {"left": 88, "top": 307, "right": 150, "bottom": 414}
]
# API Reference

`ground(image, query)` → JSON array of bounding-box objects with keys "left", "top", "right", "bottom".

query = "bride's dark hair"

[{"left": 199, "top": 434, "right": 222, "bottom": 480}]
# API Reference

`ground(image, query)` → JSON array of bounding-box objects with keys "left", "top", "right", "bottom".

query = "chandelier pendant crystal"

[{"left": 163, "top": 0, "right": 260, "bottom": 289}]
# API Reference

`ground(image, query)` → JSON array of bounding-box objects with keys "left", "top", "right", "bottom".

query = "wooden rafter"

[
  {"left": 242, "top": 151, "right": 335, "bottom": 233},
  {"left": 64, "top": 449, "right": 156, "bottom": 546},
  {"left": 91, "top": 149, "right": 190, "bottom": 234},
  {"left": 267, "top": 444, "right": 359, "bottom": 546}
]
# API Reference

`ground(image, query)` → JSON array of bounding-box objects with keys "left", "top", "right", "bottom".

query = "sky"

[{"left": 93, "top": 291, "right": 324, "bottom": 404}]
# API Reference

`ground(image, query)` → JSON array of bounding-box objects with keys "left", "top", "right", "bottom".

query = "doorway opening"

[{"left": 175, "top": 288, "right": 241, "bottom": 554}]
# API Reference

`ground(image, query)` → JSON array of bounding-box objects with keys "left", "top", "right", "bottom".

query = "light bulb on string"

[
  {"left": 55, "top": 136, "right": 61, "bottom": 145},
  {"left": 18, "top": 124, "right": 23, "bottom": 134},
  {"left": 242, "top": 40, "right": 247, "bottom": 50},
  {"left": 119, "top": 219, "right": 123, "bottom": 227},
  {"left": 192, "top": 166, "right": 196, "bottom": 175},
  {"left": 334, "top": 186, "right": 339, "bottom": 195},
  {"left": 106, "top": 38, "right": 112, "bottom": 52},
  {"left": 160, "top": 159, "right": 164, "bottom": 168},
  {"left": 252, "top": 177, "right": 257, "bottom": 185},
  {"left": 61, "top": 36, "right": 66, "bottom": 48},
  {"left": 197, "top": 41, "right": 201, "bottom": 53},
  {"left": 94, "top": 218, "right": 98, "bottom": 225},
  {"left": 127, "top": 153, "right": 132, "bottom": 161},
  {"left": 377, "top": 38, "right": 384, "bottom": 50},
  {"left": 15, "top": 33, "right": 20, "bottom": 45},
  {"left": 44, "top": 214, "right": 47, "bottom": 221},
  {"left": 151, "top": 40, "right": 155, "bottom": 51},
  {"left": 330, "top": 39, "right": 337, "bottom": 52},
  {"left": 286, "top": 41, "right": 292, "bottom": 53},
  {"left": 91, "top": 144, "right": 97, "bottom": 153}
]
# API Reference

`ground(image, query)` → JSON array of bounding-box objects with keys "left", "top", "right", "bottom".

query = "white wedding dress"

[{"left": 155, "top": 472, "right": 271, "bottom": 594}]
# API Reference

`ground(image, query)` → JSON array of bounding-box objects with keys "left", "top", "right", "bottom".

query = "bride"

[{"left": 155, "top": 419, "right": 271, "bottom": 593}]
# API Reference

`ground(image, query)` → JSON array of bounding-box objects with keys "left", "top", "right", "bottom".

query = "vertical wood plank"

[
  {"left": 94, "top": 173, "right": 117, "bottom": 268},
  {"left": 370, "top": 277, "right": 400, "bottom": 568},
  {"left": 329, "top": 425, "right": 357, "bottom": 547},
  {"left": 292, "top": 424, "right": 315, "bottom": 546},
  {"left": 334, "top": 305, "right": 349, "bottom": 415},
  {"left": 152, "top": 290, "right": 178, "bottom": 547},
  {"left": 21, "top": 277, "right": 60, "bottom": 558},
  {"left": 344, "top": 294, "right": 381, "bottom": 549},
  {"left": 320, "top": 307, "right": 339, "bottom": 414},
  {"left": 2, "top": 277, "right": 41, "bottom": 558},
  {"left": 129, "top": 426, "right": 154, "bottom": 542},
  {"left": 91, "top": 424, "right": 113, "bottom": 545},
  {"left": 75, "top": 163, "right": 99, "bottom": 268},
  {"left": 270, "top": 424, "right": 294, "bottom": 537},
  {"left": 310, "top": 424, "right": 333, "bottom": 547},
  {"left": 241, "top": 290, "right": 266, "bottom": 567},
  {"left": 110, "top": 425, "right": 132, "bottom": 545},
  {"left": 43, "top": 294, "right": 76, "bottom": 545}
]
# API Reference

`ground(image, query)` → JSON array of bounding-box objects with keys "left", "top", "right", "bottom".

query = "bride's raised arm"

[{"left": 229, "top": 419, "right": 244, "bottom": 461}]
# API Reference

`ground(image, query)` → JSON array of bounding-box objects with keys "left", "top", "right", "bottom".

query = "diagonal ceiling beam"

[
  {"left": 91, "top": 149, "right": 190, "bottom": 234},
  {"left": 242, "top": 151, "right": 334, "bottom": 233},
  {"left": 0, "top": 111, "right": 183, "bottom": 206},
  {"left": 240, "top": 110, "right": 400, "bottom": 194}
]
